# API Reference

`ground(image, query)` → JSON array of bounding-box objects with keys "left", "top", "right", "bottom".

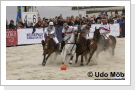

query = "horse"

[
  {"left": 75, "top": 28, "right": 98, "bottom": 66},
  {"left": 94, "top": 28, "right": 117, "bottom": 58},
  {"left": 62, "top": 26, "right": 78, "bottom": 65},
  {"left": 41, "top": 35, "right": 59, "bottom": 66}
]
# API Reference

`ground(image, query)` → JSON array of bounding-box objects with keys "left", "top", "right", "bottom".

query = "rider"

[
  {"left": 59, "top": 23, "right": 73, "bottom": 53},
  {"left": 80, "top": 23, "right": 91, "bottom": 50},
  {"left": 44, "top": 22, "right": 59, "bottom": 51},
  {"left": 99, "top": 19, "right": 111, "bottom": 51}
]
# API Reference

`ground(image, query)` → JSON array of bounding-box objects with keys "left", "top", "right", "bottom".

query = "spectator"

[
  {"left": 102, "top": 15, "right": 106, "bottom": 19},
  {"left": 68, "top": 19, "right": 74, "bottom": 26},
  {"left": 18, "top": 19, "right": 24, "bottom": 28},
  {"left": 95, "top": 14, "right": 102, "bottom": 23},
  {"left": 88, "top": 18, "right": 95, "bottom": 24},
  {"left": 6, "top": 20, "right": 9, "bottom": 29},
  {"left": 38, "top": 17, "right": 41, "bottom": 22},
  {"left": 97, "top": 19, "right": 101, "bottom": 24},
  {"left": 108, "top": 16, "right": 114, "bottom": 24},
  {"left": 48, "top": 18, "right": 53, "bottom": 24},
  {"left": 9, "top": 20, "right": 16, "bottom": 30},
  {"left": 58, "top": 18, "right": 63, "bottom": 26},
  {"left": 74, "top": 18, "right": 80, "bottom": 25},
  {"left": 117, "top": 17, "right": 123, "bottom": 24},
  {"left": 34, "top": 21, "right": 42, "bottom": 28},
  {"left": 122, "top": 14, "right": 125, "bottom": 21},
  {"left": 115, "top": 9, "right": 118, "bottom": 14},
  {"left": 122, "top": 7, "right": 125, "bottom": 15},
  {"left": 29, "top": 22, "right": 34, "bottom": 28},
  {"left": 113, "top": 17, "right": 117, "bottom": 24}
]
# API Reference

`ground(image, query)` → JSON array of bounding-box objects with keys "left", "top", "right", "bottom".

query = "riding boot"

[
  {"left": 86, "top": 39, "right": 91, "bottom": 51},
  {"left": 59, "top": 40, "right": 65, "bottom": 53},
  {"left": 55, "top": 43, "right": 60, "bottom": 52}
]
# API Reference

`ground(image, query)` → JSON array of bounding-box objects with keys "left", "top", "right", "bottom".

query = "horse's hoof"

[
  {"left": 69, "top": 62, "right": 72, "bottom": 65},
  {"left": 69, "top": 61, "right": 73, "bottom": 65},
  {"left": 62, "top": 62, "right": 64, "bottom": 65},
  {"left": 80, "top": 63, "right": 84, "bottom": 66},
  {"left": 42, "top": 63, "right": 45, "bottom": 66}
]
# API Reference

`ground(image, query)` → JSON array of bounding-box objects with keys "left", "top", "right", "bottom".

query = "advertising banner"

[{"left": 6, "top": 30, "right": 18, "bottom": 46}]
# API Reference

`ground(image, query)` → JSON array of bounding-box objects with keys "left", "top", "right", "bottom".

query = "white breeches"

[
  {"left": 83, "top": 33, "right": 90, "bottom": 40},
  {"left": 53, "top": 37, "right": 59, "bottom": 44},
  {"left": 100, "top": 30, "right": 109, "bottom": 39}
]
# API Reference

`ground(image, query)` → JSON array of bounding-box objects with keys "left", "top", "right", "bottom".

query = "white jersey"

[
  {"left": 62, "top": 26, "right": 73, "bottom": 36},
  {"left": 100, "top": 24, "right": 110, "bottom": 33},
  {"left": 100, "top": 24, "right": 110, "bottom": 39},
  {"left": 44, "top": 26, "right": 56, "bottom": 38}
]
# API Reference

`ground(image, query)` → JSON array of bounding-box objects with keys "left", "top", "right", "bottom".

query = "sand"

[{"left": 6, "top": 38, "right": 125, "bottom": 80}]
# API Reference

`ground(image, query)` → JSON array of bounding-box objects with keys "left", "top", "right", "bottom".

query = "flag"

[{"left": 16, "top": 6, "right": 21, "bottom": 23}]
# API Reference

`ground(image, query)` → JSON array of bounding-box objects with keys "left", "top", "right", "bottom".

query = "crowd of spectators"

[{"left": 6, "top": 9, "right": 125, "bottom": 30}]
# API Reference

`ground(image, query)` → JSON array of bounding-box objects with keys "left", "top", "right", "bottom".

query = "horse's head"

[
  {"left": 45, "top": 36, "right": 51, "bottom": 49},
  {"left": 93, "top": 27, "right": 100, "bottom": 42},
  {"left": 72, "top": 26, "right": 79, "bottom": 43},
  {"left": 76, "top": 30, "right": 83, "bottom": 43}
]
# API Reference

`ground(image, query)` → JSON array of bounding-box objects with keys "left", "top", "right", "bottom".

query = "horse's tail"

[
  {"left": 41, "top": 40, "right": 45, "bottom": 47},
  {"left": 109, "top": 35, "right": 117, "bottom": 49}
]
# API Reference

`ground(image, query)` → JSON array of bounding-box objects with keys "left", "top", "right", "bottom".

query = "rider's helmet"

[
  {"left": 49, "top": 22, "right": 54, "bottom": 26},
  {"left": 63, "top": 23, "right": 68, "bottom": 28}
]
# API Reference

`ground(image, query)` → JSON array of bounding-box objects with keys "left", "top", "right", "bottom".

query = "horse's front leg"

[
  {"left": 62, "top": 48, "right": 67, "bottom": 65},
  {"left": 41, "top": 40, "right": 45, "bottom": 55},
  {"left": 75, "top": 53, "right": 79, "bottom": 64},
  {"left": 84, "top": 54, "right": 88, "bottom": 62},
  {"left": 45, "top": 53, "right": 52, "bottom": 61},
  {"left": 42, "top": 54, "right": 46, "bottom": 66},
  {"left": 80, "top": 55, "right": 84, "bottom": 66},
  {"left": 69, "top": 50, "right": 76, "bottom": 65},
  {"left": 86, "top": 47, "right": 97, "bottom": 65}
]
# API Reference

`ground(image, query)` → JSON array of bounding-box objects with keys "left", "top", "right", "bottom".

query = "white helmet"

[{"left": 49, "top": 22, "right": 54, "bottom": 25}]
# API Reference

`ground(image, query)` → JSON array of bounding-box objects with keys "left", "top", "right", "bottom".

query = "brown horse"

[
  {"left": 94, "top": 28, "right": 117, "bottom": 58},
  {"left": 41, "top": 36, "right": 58, "bottom": 66},
  {"left": 75, "top": 29, "right": 98, "bottom": 65}
]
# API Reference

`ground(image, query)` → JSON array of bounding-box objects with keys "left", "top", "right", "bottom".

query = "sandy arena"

[{"left": 6, "top": 38, "right": 125, "bottom": 80}]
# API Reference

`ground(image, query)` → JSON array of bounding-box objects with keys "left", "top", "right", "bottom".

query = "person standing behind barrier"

[
  {"left": 59, "top": 23, "right": 73, "bottom": 53},
  {"left": 99, "top": 19, "right": 111, "bottom": 51},
  {"left": 32, "top": 21, "right": 42, "bottom": 33},
  {"left": 6, "top": 20, "right": 9, "bottom": 29},
  {"left": 9, "top": 20, "right": 16, "bottom": 30},
  {"left": 44, "top": 22, "right": 60, "bottom": 52}
]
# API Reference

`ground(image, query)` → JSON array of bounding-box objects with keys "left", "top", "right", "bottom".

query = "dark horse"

[
  {"left": 41, "top": 36, "right": 58, "bottom": 66},
  {"left": 94, "top": 28, "right": 117, "bottom": 58},
  {"left": 75, "top": 29, "right": 98, "bottom": 65}
]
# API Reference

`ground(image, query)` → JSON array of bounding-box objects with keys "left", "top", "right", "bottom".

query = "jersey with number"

[{"left": 62, "top": 26, "right": 73, "bottom": 36}]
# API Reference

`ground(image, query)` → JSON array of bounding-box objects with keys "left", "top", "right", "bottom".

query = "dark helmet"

[{"left": 87, "top": 23, "right": 91, "bottom": 27}]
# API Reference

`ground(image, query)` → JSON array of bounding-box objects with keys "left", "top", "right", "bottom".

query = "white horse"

[{"left": 62, "top": 26, "right": 78, "bottom": 65}]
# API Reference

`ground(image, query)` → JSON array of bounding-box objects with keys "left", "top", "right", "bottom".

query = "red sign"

[{"left": 6, "top": 30, "right": 18, "bottom": 46}]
